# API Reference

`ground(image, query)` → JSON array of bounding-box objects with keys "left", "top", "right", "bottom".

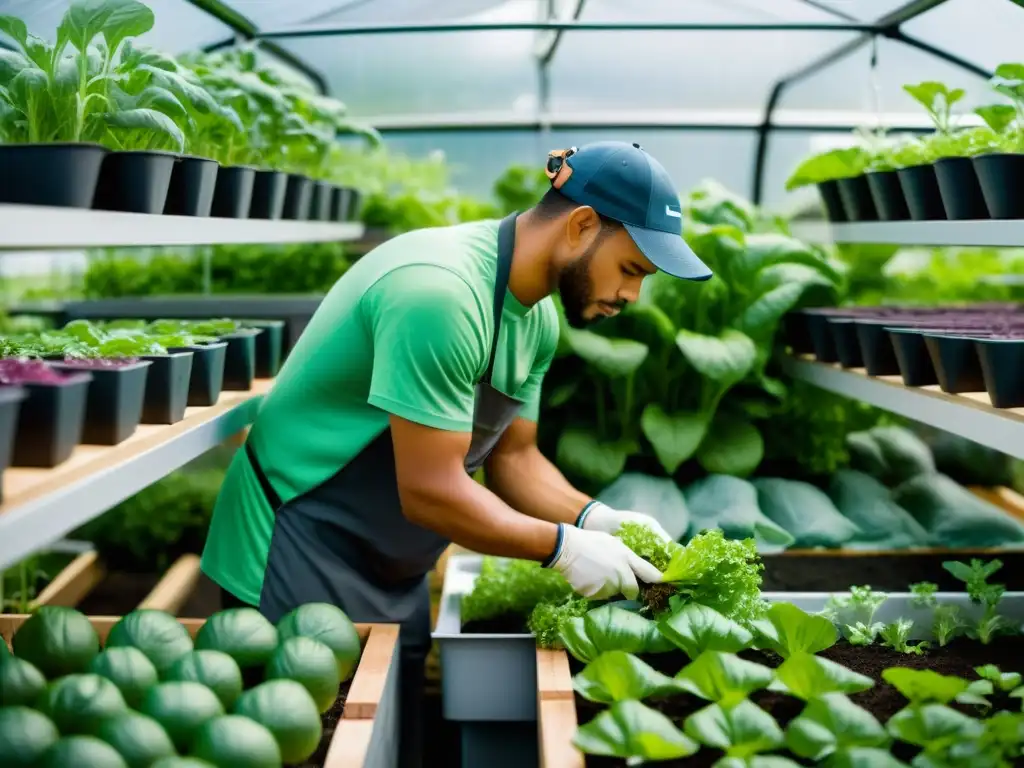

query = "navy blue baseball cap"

[{"left": 545, "top": 141, "right": 712, "bottom": 281}]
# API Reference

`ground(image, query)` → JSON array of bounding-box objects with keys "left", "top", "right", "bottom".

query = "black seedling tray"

[
  {"left": 806, "top": 312, "right": 841, "bottom": 363},
  {"left": 973, "top": 153, "right": 1024, "bottom": 219},
  {"left": 865, "top": 170, "right": 910, "bottom": 221},
  {"left": 210, "top": 165, "right": 256, "bottom": 219},
  {"left": 310, "top": 181, "right": 332, "bottom": 221},
  {"left": 220, "top": 330, "right": 261, "bottom": 391},
  {"left": 249, "top": 170, "right": 287, "bottom": 220},
  {"left": 139, "top": 351, "right": 194, "bottom": 424},
  {"left": 93, "top": 150, "right": 177, "bottom": 214},
  {"left": 0, "top": 386, "right": 26, "bottom": 501},
  {"left": 51, "top": 361, "right": 151, "bottom": 445},
  {"left": 826, "top": 318, "right": 864, "bottom": 368},
  {"left": 975, "top": 338, "right": 1024, "bottom": 409},
  {"left": 836, "top": 175, "right": 878, "bottom": 222},
  {"left": 169, "top": 342, "right": 226, "bottom": 407},
  {"left": 816, "top": 181, "right": 847, "bottom": 222},
  {"left": 0, "top": 143, "right": 107, "bottom": 209},
  {"left": 888, "top": 328, "right": 940, "bottom": 387},
  {"left": 283, "top": 174, "right": 313, "bottom": 220},
  {"left": 923, "top": 333, "right": 989, "bottom": 394},
  {"left": 164, "top": 156, "right": 219, "bottom": 217},
  {"left": 853, "top": 321, "right": 902, "bottom": 376},
  {"left": 12, "top": 374, "right": 92, "bottom": 468},
  {"left": 781, "top": 312, "right": 815, "bottom": 355},
  {"left": 898, "top": 164, "right": 947, "bottom": 221},
  {"left": 933, "top": 156, "right": 990, "bottom": 220}
]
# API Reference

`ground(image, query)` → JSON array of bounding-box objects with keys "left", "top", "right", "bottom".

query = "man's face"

[{"left": 557, "top": 220, "right": 657, "bottom": 329}]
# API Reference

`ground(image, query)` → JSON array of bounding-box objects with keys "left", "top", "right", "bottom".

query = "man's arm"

[
  {"left": 391, "top": 414, "right": 560, "bottom": 561},
  {"left": 485, "top": 417, "right": 591, "bottom": 526}
]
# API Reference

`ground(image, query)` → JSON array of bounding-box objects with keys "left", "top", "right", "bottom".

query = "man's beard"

[{"left": 558, "top": 244, "right": 598, "bottom": 329}]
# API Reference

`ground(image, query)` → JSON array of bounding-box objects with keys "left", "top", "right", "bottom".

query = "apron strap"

[
  {"left": 482, "top": 211, "right": 518, "bottom": 385},
  {"left": 245, "top": 440, "right": 283, "bottom": 511}
]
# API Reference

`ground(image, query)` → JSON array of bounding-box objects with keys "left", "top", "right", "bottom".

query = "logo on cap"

[{"left": 665, "top": 205, "right": 682, "bottom": 219}]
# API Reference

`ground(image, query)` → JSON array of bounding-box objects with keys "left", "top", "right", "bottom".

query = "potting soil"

[{"left": 576, "top": 636, "right": 1024, "bottom": 768}]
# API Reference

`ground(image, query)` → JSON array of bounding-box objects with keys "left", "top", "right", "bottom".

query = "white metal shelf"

[
  {"left": 0, "top": 380, "right": 273, "bottom": 571},
  {"left": 0, "top": 205, "right": 365, "bottom": 250},
  {"left": 782, "top": 357, "right": 1024, "bottom": 461},
  {"left": 789, "top": 220, "right": 1024, "bottom": 248}
]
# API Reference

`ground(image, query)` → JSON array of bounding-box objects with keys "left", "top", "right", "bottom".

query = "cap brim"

[{"left": 624, "top": 223, "right": 713, "bottom": 281}]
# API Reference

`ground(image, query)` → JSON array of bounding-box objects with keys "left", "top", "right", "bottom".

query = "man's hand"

[
  {"left": 578, "top": 501, "right": 674, "bottom": 543},
  {"left": 548, "top": 524, "right": 663, "bottom": 600}
]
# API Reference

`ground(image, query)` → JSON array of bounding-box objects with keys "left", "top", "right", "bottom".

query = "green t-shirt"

[{"left": 201, "top": 219, "right": 560, "bottom": 604}]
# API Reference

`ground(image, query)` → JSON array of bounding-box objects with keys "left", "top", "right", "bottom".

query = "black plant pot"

[
  {"left": 0, "top": 143, "right": 107, "bottom": 208},
  {"left": 806, "top": 312, "right": 840, "bottom": 363},
  {"left": 283, "top": 174, "right": 313, "bottom": 220},
  {"left": 865, "top": 170, "right": 911, "bottom": 221},
  {"left": 897, "top": 164, "right": 947, "bottom": 221},
  {"left": 0, "top": 386, "right": 26, "bottom": 500},
  {"left": 827, "top": 319, "right": 864, "bottom": 368},
  {"left": 781, "top": 312, "right": 815, "bottom": 355},
  {"left": 973, "top": 153, "right": 1024, "bottom": 219},
  {"left": 310, "top": 181, "right": 332, "bottom": 221},
  {"left": 169, "top": 342, "right": 226, "bottom": 407},
  {"left": 816, "top": 181, "right": 847, "bottom": 223},
  {"left": 12, "top": 374, "right": 92, "bottom": 468},
  {"left": 854, "top": 321, "right": 901, "bottom": 376},
  {"left": 244, "top": 320, "right": 284, "bottom": 378},
  {"left": 52, "top": 361, "right": 151, "bottom": 445},
  {"left": 923, "top": 333, "right": 988, "bottom": 394},
  {"left": 836, "top": 175, "right": 878, "bottom": 222},
  {"left": 221, "top": 330, "right": 261, "bottom": 391},
  {"left": 164, "top": 156, "right": 219, "bottom": 217},
  {"left": 933, "top": 157, "right": 990, "bottom": 220},
  {"left": 249, "top": 170, "right": 288, "bottom": 220},
  {"left": 93, "top": 150, "right": 177, "bottom": 214},
  {"left": 888, "top": 329, "right": 939, "bottom": 387},
  {"left": 210, "top": 165, "right": 256, "bottom": 219},
  {"left": 975, "top": 339, "right": 1024, "bottom": 408},
  {"left": 139, "top": 351, "right": 194, "bottom": 424}
]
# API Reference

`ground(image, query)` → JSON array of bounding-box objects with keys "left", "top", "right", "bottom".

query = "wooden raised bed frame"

[
  {"left": 537, "top": 648, "right": 584, "bottom": 768},
  {"left": 0, "top": 615, "right": 400, "bottom": 768}
]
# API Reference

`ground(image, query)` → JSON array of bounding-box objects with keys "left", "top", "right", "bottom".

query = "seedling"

[
  {"left": 932, "top": 604, "right": 967, "bottom": 647},
  {"left": 942, "top": 559, "right": 1013, "bottom": 645},
  {"left": 825, "top": 585, "right": 888, "bottom": 644},
  {"left": 879, "top": 619, "right": 930, "bottom": 655},
  {"left": 910, "top": 582, "right": 938, "bottom": 609}
]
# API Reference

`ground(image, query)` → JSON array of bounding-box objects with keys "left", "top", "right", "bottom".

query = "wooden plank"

[
  {"left": 32, "top": 550, "right": 106, "bottom": 608},
  {"left": 137, "top": 554, "right": 203, "bottom": 614},
  {"left": 970, "top": 486, "right": 1024, "bottom": 524},
  {"left": 343, "top": 623, "right": 400, "bottom": 720},
  {"left": 536, "top": 649, "right": 584, "bottom": 768},
  {"left": 325, "top": 719, "right": 375, "bottom": 767}
]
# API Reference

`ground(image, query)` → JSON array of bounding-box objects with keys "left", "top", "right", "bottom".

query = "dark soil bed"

[
  {"left": 576, "top": 636, "right": 1024, "bottom": 767},
  {"left": 291, "top": 678, "right": 354, "bottom": 768},
  {"left": 74, "top": 566, "right": 224, "bottom": 618},
  {"left": 760, "top": 550, "right": 1024, "bottom": 592},
  {"left": 461, "top": 614, "right": 530, "bottom": 635}
]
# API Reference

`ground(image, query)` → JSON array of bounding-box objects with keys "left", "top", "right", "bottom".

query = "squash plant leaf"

[
  {"left": 675, "top": 328, "right": 756, "bottom": 388},
  {"left": 784, "top": 147, "right": 867, "bottom": 190},
  {"left": 748, "top": 602, "right": 837, "bottom": 659},
  {"left": 564, "top": 328, "right": 649, "bottom": 378},
  {"left": 886, "top": 704, "right": 984, "bottom": 750},
  {"left": 100, "top": 0, "right": 155, "bottom": 57},
  {"left": 881, "top": 668, "right": 970, "bottom": 706},
  {"left": 559, "top": 605, "right": 672, "bottom": 664},
  {"left": 974, "top": 104, "right": 1016, "bottom": 134},
  {"left": 974, "top": 665, "right": 1022, "bottom": 693},
  {"left": 640, "top": 404, "right": 708, "bottom": 475},
  {"left": 684, "top": 699, "right": 784, "bottom": 757},
  {"left": 658, "top": 603, "right": 753, "bottom": 659},
  {"left": 674, "top": 650, "right": 774, "bottom": 705},
  {"left": 822, "top": 747, "right": 909, "bottom": 768},
  {"left": 559, "top": 617, "right": 598, "bottom": 664},
  {"left": 785, "top": 693, "right": 889, "bottom": 760},
  {"left": 572, "top": 650, "right": 682, "bottom": 704},
  {"left": 573, "top": 700, "right": 698, "bottom": 763},
  {"left": 771, "top": 653, "right": 874, "bottom": 701},
  {"left": 736, "top": 282, "right": 807, "bottom": 340},
  {"left": 696, "top": 412, "right": 763, "bottom": 478},
  {"left": 556, "top": 428, "right": 637, "bottom": 487}
]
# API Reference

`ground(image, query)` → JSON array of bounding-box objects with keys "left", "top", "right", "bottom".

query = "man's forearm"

[
  {"left": 399, "top": 471, "right": 560, "bottom": 562},
  {"left": 486, "top": 446, "right": 592, "bottom": 526}
]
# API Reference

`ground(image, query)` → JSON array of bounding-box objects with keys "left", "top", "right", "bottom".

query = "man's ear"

[{"left": 564, "top": 205, "right": 602, "bottom": 249}]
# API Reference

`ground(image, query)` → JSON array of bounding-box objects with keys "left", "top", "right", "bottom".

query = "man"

[{"left": 200, "top": 140, "right": 712, "bottom": 765}]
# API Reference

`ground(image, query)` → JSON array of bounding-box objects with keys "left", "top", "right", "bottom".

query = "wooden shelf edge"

[
  {"left": 32, "top": 550, "right": 106, "bottom": 608},
  {"left": 137, "top": 554, "right": 203, "bottom": 614}
]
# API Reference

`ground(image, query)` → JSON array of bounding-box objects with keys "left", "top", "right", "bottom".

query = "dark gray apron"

[{"left": 244, "top": 212, "right": 524, "bottom": 768}]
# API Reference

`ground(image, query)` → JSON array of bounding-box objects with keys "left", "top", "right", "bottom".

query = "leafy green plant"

[
  {"left": 903, "top": 81, "right": 964, "bottom": 135},
  {"left": 748, "top": 602, "right": 838, "bottom": 658},
  {"left": 879, "top": 619, "right": 930, "bottom": 655},
  {"left": 657, "top": 603, "right": 754, "bottom": 659},
  {"left": 770, "top": 653, "right": 874, "bottom": 701},
  {"left": 785, "top": 693, "right": 890, "bottom": 762},
  {"left": 933, "top": 604, "right": 967, "bottom": 647},
  {"left": 459, "top": 557, "right": 572, "bottom": 626},
  {"left": 673, "top": 650, "right": 774, "bottom": 706},
  {"left": 572, "top": 650, "right": 682, "bottom": 704},
  {"left": 823, "top": 586, "right": 888, "bottom": 643},
  {"left": 911, "top": 582, "right": 939, "bottom": 608},
  {"left": 942, "top": 559, "right": 1012, "bottom": 644},
  {"left": 988, "top": 63, "right": 1024, "bottom": 152},
  {"left": 572, "top": 699, "right": 699, "bottom": 764},
  {"left": 975, "top": 665, "right": 1022, "bottom": 694},
  {"left": 683, "top": 699, "right": 788, "bottom": 763},
  {"left": 784, "top": 147, "right": 869, "bottom": 191},
  {"left": 559, "top": 605, "right": 674, "bottom": 663}
]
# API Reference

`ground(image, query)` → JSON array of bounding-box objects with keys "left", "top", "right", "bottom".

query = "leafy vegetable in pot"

[
  {"left": 572, "top": 699, "right": 700, "bottom": 763},
  {"left": 784, "top": 147, "right": 869, "bottom": 190}
]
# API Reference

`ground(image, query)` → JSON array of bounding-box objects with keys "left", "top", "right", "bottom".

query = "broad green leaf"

[
  {"left": 565, "top": 327, "right": 649, "bottom": 377},
  {"left": 596, "top": 472, "right": 691, "bottom": 543},
  {"left": 881, "top": 668, "right": 970, "bottom": 706},
  {"left": 558, "top": 617, "right": 598, "bottom": 664},
  {"left": 573, "top": 651, "right": 682, "bottom": 704},
  {"left": 137, "top": 64, "right": 219, "bottom": 115},
  {"left": 684, "top": 700, "right": 783, "bottom": 756},
  {"left": 974, "top": 665, "right": 1021, "bottom": 692},
  {"left": 573, "top": 700, "right": 698, "bottom": 762},
  {"left": 715, "top": 758, "right": 802, "bottom": 768},
  {"left": 736, "top": 282, "right": 806, "bottom": 339},
  {"left": 739, "top": 234, "right": 843, "bottom": 282},
  {"left": 567, "top": 605, "right": 673, "bottom": 661},
  {"left": 545, "top": 378, "right": 579, "bottom": 408},
  {"left": 0, "top": 15, "right": 27, "bottom": 46},
  {"left": 974, "top": 104, "right": 1016, "bottom": 134},
  {"left": 676, "top": 328, "right": 756, "bottom": 386},
  {"left": 697, "top": 413, "right": 763, "bottom": 477},
  {"left": 748, "top": 602, "right": 837, "bottom": 659},
  {"left": 886, "top": 704, "right": 984, "bottom": 750},
  {"left": 641, "top": 405, "right": 708, "bottom": 475},
  {"left": 59, "top": 0, "right": 116, "bottom": 52},
  {"left": 674, "top": 650, "right": 774, "bottom": 705},
  {"left": 784, "top": 147, "right": 866, "bottom": 190},
  {"left": 132, "top": 86, "right": 188, "bottom": 120},
  {"left": 0, "top": 49, "right": 31, "bottom": 87},
  {"left": 101, "top": 0, "right": 154, "bottom": 55},
  {"left": 658, "top": 603, "right": 753, "bottom": 659},
  {"left": 556, "top": 428, "right": 637, "bottom": 487},
  {"left": 105, "top": 108, "right": 185, "bottom": 152},
  {"left": 824, "top": 747, "right": 909, "bottom": 768},
  {"left": 785, "top": 693, "right": 888, "bottom": 760},
  {"left": 618, "top": 302, "right": 677, "bottom": 349},
  {"left": 772, "top": 653, "right": 874, "bottom": 701},
  {"left": 955, "top": 679, "right": 992, "bottom": 708}
]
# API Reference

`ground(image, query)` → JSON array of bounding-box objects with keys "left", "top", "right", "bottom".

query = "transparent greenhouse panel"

[
  {"left": 548, "top": 30, "right": 861, "bottom": 111},
  {"left": 904, "top": 0, "right": 1024, "bottom": 73},
  {"left": 802, "top": 0, "right": 912, "bottom": 20},
  {"left": 276, "top": 31, "right": 539, "bottom": 116},
  {"left": 0, "top": 0, "right": 232, "bottom": 52},
  {"left": 577, "top": 0, "right": 838, "bottom": 24},
  {"left": 246, "top": 0, "right": 537, "bottom": 28},
  {"left": 777, "top": 36, "right": 993, "bottom": 116}
]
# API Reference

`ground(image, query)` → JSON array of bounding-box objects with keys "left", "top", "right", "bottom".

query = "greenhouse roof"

[{"left": 1, "top": 0, "right": 1021, "bottom": 205}]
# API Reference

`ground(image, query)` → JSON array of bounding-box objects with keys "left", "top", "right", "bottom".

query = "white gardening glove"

[
  {"left": 547, "top": 524, "right": 663, "bottom": 600},
  {"left": 577, "top": 501, "right": 673, "bottom": 543}
]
